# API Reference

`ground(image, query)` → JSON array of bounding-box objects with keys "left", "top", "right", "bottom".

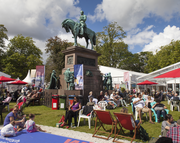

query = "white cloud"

[
  {"left": 0, "top": 0, "right": 82, "bottom": 63},
  {"left": 124, "top": 25, "right": 156, "bottom": 49},
  {"left": 143, "top": 25, "right": 180, "bottom": 52},
  {"left": 0, "top": 0, "right": 81, "bottom": 40},
  {"left": 89, "top": 0, "right": 180, "bottom": 30}
]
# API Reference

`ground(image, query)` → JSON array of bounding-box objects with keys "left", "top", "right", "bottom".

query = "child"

[
  {"left": 1, "top": 120, "right": 16, "bottom": 137},
  {"left": 24, "top": 114, "right": 46, "bottom": 133}
]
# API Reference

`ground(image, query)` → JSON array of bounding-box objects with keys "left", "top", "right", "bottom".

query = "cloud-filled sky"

[{"left": 1, "top": 0, "right": 180, "bottom": 63}]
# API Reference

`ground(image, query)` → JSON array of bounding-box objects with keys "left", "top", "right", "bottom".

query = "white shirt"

[
  {"left": 110, "top": 94, "right": 114, "bottom": 100},
  {"left": 25, "top": 119, "right": 35, "bottom": 131},
  {"left": 1, "top": 124, "right": 15, "bottom": 136},
  {"left": 133, "top": 97, "right": 145, "bottom": 108}
]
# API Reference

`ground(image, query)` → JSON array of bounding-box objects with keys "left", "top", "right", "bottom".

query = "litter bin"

[
  {"left": 78, "top": 95, "right": 83, "bottom": 106},
  {"left": 68, "top": 95, "right": 75, "bottom": 105},
  {"left": 59, "top": 95, "right": 66, "bottom": 110},
  {"left": 52, "top": 95, "right": 59, "bottom": 110}
]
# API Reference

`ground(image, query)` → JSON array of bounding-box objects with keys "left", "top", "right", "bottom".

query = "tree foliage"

[
  {"left": 0, "top": 24, "right": 8, "bottom": 49},
  {"left": 145, "top": 40, "right": 180, "bottom": 73},
  {"left": 0, "top": 24, "right": 8, "bottom": 71},
  {"left": 3, "top": 35, "right": 43, "bottom": 79},
  {"left": 45, "top": 36, "right": 74, "bottom": 82},
  {"left": 95, "top": 22, "right": 130, "bottom": 67},
  {"left": 119, "top": 51, "right": 153, "bottom": 73}
]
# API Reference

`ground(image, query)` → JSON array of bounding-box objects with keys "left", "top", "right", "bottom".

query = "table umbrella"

[
  {"left": 154, "top": 68, "right": 180, "bottom": 92},
  {"left": 10, "top": 80, "right": 28, "bottom": 85},
  {"left": 0, "top": 76, "right": 15, "bottom": 98},
  {"left": 137, "top": 80, "right": 158, "bottom": 85},
  {"left": 137, "top": 80, "right": 158, "bottom": 91}
]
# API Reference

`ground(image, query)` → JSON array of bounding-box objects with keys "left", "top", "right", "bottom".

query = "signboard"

[
  {"left": 124, "top": 72, "right": 130, "bottom": 90},
  {"left": 74, "top": 64, "right": 83, "bottom": 90},
  {"left": 35, "top": 65, "right": 45, "bottom": 88}
]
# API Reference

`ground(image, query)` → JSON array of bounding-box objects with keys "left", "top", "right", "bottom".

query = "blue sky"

[{"left": 0, "top": 0, "right": 180, "bottom": 63}]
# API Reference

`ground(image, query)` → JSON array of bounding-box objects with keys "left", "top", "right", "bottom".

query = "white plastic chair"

[
  {"left": 170, "top": 101, "right": 180, "bottom": 111},
  {"left": 3, "top": 97, "right": 12, "bottom": 111},
  {"left": 167, "top": 97, "right": 171, "bottom": 105},
  {"left": 77, "top": 107, "right": 94, "bottom": 129},
  {"left": 98, "top": 101, "right": 108, "bottom": 110}
]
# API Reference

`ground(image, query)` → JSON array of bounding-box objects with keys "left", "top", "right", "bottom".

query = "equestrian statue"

[{"left": 62, "top": 11, "right": 96, "bottom": 50}]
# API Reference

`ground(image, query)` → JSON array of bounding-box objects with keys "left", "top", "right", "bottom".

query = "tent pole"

[{"left": 175, "top": 79, "right": 176, "bottom": 93}]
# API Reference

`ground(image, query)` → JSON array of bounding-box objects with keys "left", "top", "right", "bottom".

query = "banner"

[
  {"left": 124, "top": 72, "right": 130, "bottom": 90},
  {"left": 35, "top": 65, "right": 45, "bottom": 89},
  {"left": 74, "top": 64, "right": 83, "bottom": 90}
]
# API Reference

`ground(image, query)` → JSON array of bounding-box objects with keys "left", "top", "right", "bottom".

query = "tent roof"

[
  {"left": 154, "top": 68, "right": 180, "bottom": 78},
  {"left": 23, "top": 70, "right": 32, "bottom": 85},
  {"left": 0, "top": 72, "right": 11, "bottom": 78}
]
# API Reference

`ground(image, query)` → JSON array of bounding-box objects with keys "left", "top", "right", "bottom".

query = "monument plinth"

[{"left": 59, "top": 46, "right": 103, "bottom": 105}]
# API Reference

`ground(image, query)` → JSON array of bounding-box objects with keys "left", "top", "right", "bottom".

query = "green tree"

[
  {"left": 95, "top": 22, "right": 129, "bottom": 67},
  {"left": 145, "top": 40, "right": 180, "bottom": 72},
  {"left": 0, "top": 24, "right": 8, "bottom": 49},
  {"left": 0, "top": 24, "right": 8, "bottom": 71},
  {"left": 45, "top": 36, "right": 74, "bottom": 82},
  {"left": 3, "top": 35, "right": 43, "bottom": 79},
  {"left": 118, "top": 51, "right": 153, "bottom": 73}
]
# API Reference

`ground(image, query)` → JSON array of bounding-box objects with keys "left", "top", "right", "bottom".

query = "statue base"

[
  {"left": 44, "top": 89, "right": 58, "bottom": 108},
  {"left": 59, "top": 46, "right": 103, "bottom": 105}
]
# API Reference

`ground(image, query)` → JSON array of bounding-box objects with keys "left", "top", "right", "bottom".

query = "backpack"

[{"left": 139, "top": 126, "right": 149, "bottom": 142}]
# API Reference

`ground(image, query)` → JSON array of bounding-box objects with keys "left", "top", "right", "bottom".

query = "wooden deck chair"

[
  {"left": 92, "top": 110, "right": 116, "bottom": 140},
  {"left": 113, "top": 112, "right": 141, "bottom": 143}
]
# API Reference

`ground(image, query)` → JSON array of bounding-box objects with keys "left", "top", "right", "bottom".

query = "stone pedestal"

[
  {"left": 44, "top": 89, "right": 58, "bottom": 108},
  {"left": 59, "top": 46, "right": 103, "bottom": 105}
]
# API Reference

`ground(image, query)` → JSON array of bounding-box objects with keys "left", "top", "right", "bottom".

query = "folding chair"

[
  {"left": 113, "top": 112, "right": 141, "bottom": 143},
  {"left": 92, "top": 110, "right": 116, "bottom": 140}
]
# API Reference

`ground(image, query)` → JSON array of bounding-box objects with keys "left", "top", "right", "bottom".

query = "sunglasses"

[{"left": 14, "top": 110, "right": 18, "bottom": 111}]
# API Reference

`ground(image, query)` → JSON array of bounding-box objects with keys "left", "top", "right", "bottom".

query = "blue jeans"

[{"left": 156, "top": 110, "right": 166, "bottom": 119}]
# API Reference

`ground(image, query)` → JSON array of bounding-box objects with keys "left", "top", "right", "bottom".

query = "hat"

[{"left": 177, "top": 119, "right": 180, "bottom": 125}]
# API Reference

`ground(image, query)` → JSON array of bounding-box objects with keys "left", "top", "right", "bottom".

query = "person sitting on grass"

[
  {"left": 1, "top": 120, "right": 17, "bottom": 137},
  {"left": 61, "top": 96, "right": 81, "bottom": 128},
  {"left": 104, "top": 92, "right": 116, "bottom": 108},
  {"left": 161, "top": 114, "right": 177, "bottom": 137},
  {"left": 24, "top": 114, "right": 46, "bottom": 133},
  {"left": 133, "top": 93, "right": 154, "bottom": 124},
  {"left": 166, "top": 119, "right": 180, "bottom": 143},
  {"left": 116, "top": 91, "right": 127, "bottom": 107},
  {"left": 110, "top": 91, "right": 119, "bottom": 106},
  {"left": 4, "top": 105, "right": 26, "bottom": 131},
  {"left": 152, "top": 99, "right": 167, "bottom": 123}
]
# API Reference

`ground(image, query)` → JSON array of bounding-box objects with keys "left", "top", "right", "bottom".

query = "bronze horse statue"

[{"left": 62, "top": 19, "right": 96, "bottom": 50}]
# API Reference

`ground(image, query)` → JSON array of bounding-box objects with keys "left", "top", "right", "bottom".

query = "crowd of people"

[{"left": 2, "top": 85, "right": 180, "bottom": 142}]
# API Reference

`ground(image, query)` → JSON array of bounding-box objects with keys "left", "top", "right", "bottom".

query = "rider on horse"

[{"left": 79, "top": 11, "right": 87, "bottom": 35}]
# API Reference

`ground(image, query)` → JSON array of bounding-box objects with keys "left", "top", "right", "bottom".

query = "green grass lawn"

[{"left": 1, "top": 100, "right": 179, "bottom": 142}]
